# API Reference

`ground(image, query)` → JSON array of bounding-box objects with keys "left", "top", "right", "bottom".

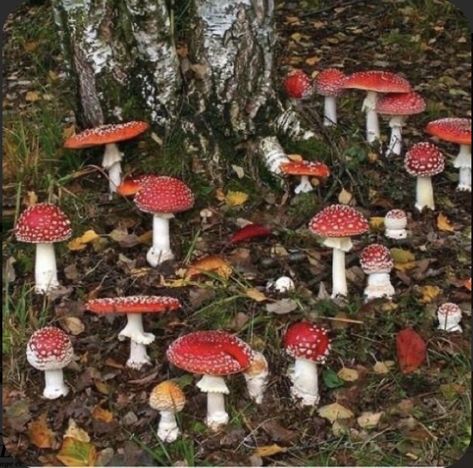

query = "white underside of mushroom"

[
  {"left": 102, "top": 143, "right": 123, "bottom": 195},
  {"left": 384, "top": 218, "right": 407, "bottom": 239},
  {"left": 323, "top": 237, "right": 353, "bottom": 298},
  {"left": 323, "top": 96, "right": 337, "bottom": 127},
  {"left": 197, "top": 374, "right": 229, "bottom": 431},
  {"left": 147, "top": 214, "right": 175, "bottom": 267},
  {"left": 157, "top": 410, "right": 180, "bottom": 443},
  {"left": 294, "top": 175, "right": 314, "bottom": 194},
  {"left": 118, "top": 314, "right": 155, "bottom": 345},
  {"left": 43, "top": 369, "right": 69, "bottom": 399},
  {"left": 454, "top": 144, "right": 471, "bottom": 191},
  {"left": 415, "top": 176, "right": 435, "bottom": 211},
  {"left": 126, "top": 339, "right": 152, "bottom": 370},
  {"left": 437, "top": 312, "right": 462, "bottom": 333},
  {"left": 288, "top": 358, "right": 319, "bottom": 406},
  {"left": 386, "top": 116, "right": 406, "bottom": 156},
  {"left": 362, "top": 91, "right": 380, "bottom": 143},
  {"left": 243, "top": 352, "right": 269, "bottom": 404},
  {"left": 34, "top": 243, "right": 60, "bottom": 294},
  {"left": 364, "top": 272, "right": 395, "bottom": 301}
]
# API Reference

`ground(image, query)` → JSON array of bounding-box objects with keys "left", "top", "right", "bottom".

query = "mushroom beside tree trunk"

[
  {"left": 35, "top": 243, "right": 60, "bottom": 294},
  {"left": 197, "top": 375, "right": 230, "bottom": 431}
]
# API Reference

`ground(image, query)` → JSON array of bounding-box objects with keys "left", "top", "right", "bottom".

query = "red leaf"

[
  {"left": 396, "top": 328, "right": 427, "bottom": 374},
  {"left": 230, "top": 224, "right": 272, "bottom": 244}
]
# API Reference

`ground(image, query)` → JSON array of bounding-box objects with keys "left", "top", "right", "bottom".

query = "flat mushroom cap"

[
  {"left": 64, "top": 121, "right": 150, "bottom": 149},
  {"left": 283, "top": 322, "right": 331, "bottom": 363},
  {"left": 437, "top": 303, "right": 462, "bottom": 317},
  {"left": 15, "top": 203, "right": 72, "bottom": 243},
  {"left": 283, "top": 69, "right": 313, "bottom": 99},
  {"left": 134, "top": 176, "right": 195, "bottom": 214},
  {"left": 166, "top": 330, "right": 253, "bottom": 376},
  {"left": 149, "top": 381, "right": 186, "bottom": 412},
  {"left": 425, "top": 118, "right": 472, "bottom": 145},
  {"left": 404, "top": 142, "right": 445, "bottom": 177},
  {"left": 314, "top": 68, "right": 346, "bottom": 96},
  {"left": 360, "top": 244, "right": 393, "bottom": 274},
  {"left": 376, "top": 92, "right": 426, "bottom": 116},
  {"left": 309, "top": 204, "right": 369, "bottom": 238},
  {"left": 280, "top": 160, "right": 331, "bottom": 178},
  {"left": 343, "top": 71, "right": 411, "bottom": 93},
  {"left": 85, "top": 295, "right": 181, "bottom": 314},
  {"left": 117, "top": 175, "right": 157, "bottom": 197},
  {"left": 26, "top": 326, "right": 73, "bottom": 371}
]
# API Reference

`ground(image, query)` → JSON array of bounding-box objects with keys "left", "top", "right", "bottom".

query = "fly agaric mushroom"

[
  {"left": 134, "top": 176, "right": 194, "bottom": 266},
  {"left": 425, "top": 118, "right": 472, "bottom": 191},
  {"left": 243, "top": 351, "right": 269, "bottom": 404},
  {"left": 404, "top": 142, "right": 445, "bottom": 211},
  {"left": 86, "top": 296, "right": 181, "bottom": 369},
  {"left": 359, "top": 244, "right": 395, "bottom": 301},
  {"left": 343, "top": 71, "right": 411, "bottom": 143},
  {"left": 166, "top": 330, "right": 253, "bottom": 431},
  {"left": 116, "top": 174, "right": 156, "bottom": 197},
  {"left": 283, "top": 321, "right": 331, "bottom": 406},
  {"left": 283, "top": 69, "right": 313, "bottom": 100},
  {"left": 149, "top": 380, "right": 186, "bottom": 442},
  {"left": 64, "top": 121, "right": 149, "bottom": 195},
  {"left": 376, "top": 92, "right": 426, "bottom": 156},
  {"left": 15, "top": 203, "right": 72, "bottom": 294},
  {"left": 437, "top": 303, "right": 462, "bottom": 332},
  {"left": 280, "top": 160, "right": 331, "bottom": 194},
  {"left": 314, "top": 68, "right": 346, "bottom": 127},
  {"left": 309, "top": 204, "right": 369, "bottom": 298},
  {"left": 26, "top": 326, "right": 73, "bottom": 399},
  {"left": 384, "top": 209, "right": 408, "bottom": 239}
]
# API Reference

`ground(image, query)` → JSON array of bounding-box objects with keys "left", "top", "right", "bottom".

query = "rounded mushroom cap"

[
  {"left": 343, "top": 71, "right": 411, "bottom": 93},
  {"left": 280, "top": 160, "right": 331, "bottom": 178},
  {"left": 26, "top": 326, "right": 73, "bottom": 371},
  {"left": 309, "top": 204, "right": 369, "bottom": 238},
  {"left": 314, "top": 68, "right": 346, "bottom": 97},
  {"left": 283, "top": 69, "right": 313, "bottom": 99},
  {"left": 134, "top": 176, "right": 194, "bottom": 214},
  {"left": 376, "top": 92, "right": 426, "bottom": 116},
  {"left": 85, "top": 295, "right": 181, "bottom": 315},
  {"left": 404, "top": 142, "right": 445, "bottom": 177},
  {"left": 385, "top": 209, "right": 407, "bottom": 221},
  {"left": 64, "top": 121, "right": 150, "bottom": 149},
  {"left": 283, "top": 321, "right": 331, "bottom": 363},
  {"left": 117, "top": 175, "right": 157, "bottom": 197},
  {"left": 437, "top": 303, "right": 462, "bottom": 317},
  {"left": 360, "top": 244, "right": 393, "bottom": 274},
  {"left": 149, "top": 380, "right": 186, "bottom": 412},
  {"left": 384, "top": 209, "right": 407, "bottom": 229},
  {"left": 166, "top": 330, "right": 253, "bottom": 376},
  {"left": 425, "top": 118, "right": 471, "bottom": 145},
  {"left": 15, "top": 203, "right": 72, "bottom": 244}
]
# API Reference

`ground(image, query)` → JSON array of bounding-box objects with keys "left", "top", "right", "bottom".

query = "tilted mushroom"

[
  {"left": 134, "top": 176, "right": 195, "bottom": 266},
  {"left": 166, "top": 330, "right": 253, "bottom": 431},
  {"left": 309, "top": 204, "right": 369, "bottom": 297},
  {"left": 404, "top": 142, "right": 445, "bottom": 211},
  {"left": 243, "top": 351, "right": 269, "bottom": 404},
  {"left": 15, "top": 203, "right": 72, "bottom": 294},
  {"left": 64, "top": 121, "right": 149, "bottom": 195},
  {"left": 384, "top": 209, "right": 408, "bottom": 239},
  {"left": 283, "top": 321, "right": 331, "bottom": 406},
  {"left": 359, "top": 244, "right": 395, "bottom": 301},
  {"left": 437, "top": 303, "right": 462, "bottom": 332},
  {"left": 314, "top": 68, "right": 346, "bottom": 127},
  {"left": 283, "top": 69, "right": 313, "bottom": 101},
  {"left": 26, "top": 327, "right": 73, "bottom": 399},
  {"left": 280, "top": 160, "right": 330, "bottom": 194},
  {"left": 86, "top": 296, "right": 181, "bottom": 369}
]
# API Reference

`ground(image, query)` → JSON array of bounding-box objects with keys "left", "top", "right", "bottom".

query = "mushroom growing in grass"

[
  {"left": 425, "top": 118, "right": 472, "bottom": 191},
  {"left": 26, "top": 326, "right": 73, "bottom": 399},
  {"left": 309, "top": 204, "right": 369, "bottom": 298},
  {"left": 15, "top": 203, "right": 72, "bottom": 294},
  {"left": 166, "top": 330, "right": 253, "bottom": 431},
  {"left": 243, "top": 351, "right": 269, "bottom": 404},
  {"left": 384, "top": 209, "right": 408, "bottom": 239},
  {"left": 437, "top": 303, "right": 462, "bottom": 332},
  {"left": 149, "top": 380, "right": 186, "bottom": 443},
  {"left": 343, "top": 71, "right": 412, "bottom": 143},
  {"left": 283, "top": 321, "right": 331, "bottom": 406},
  {"left": 359, "top": 244, "right": 395, "bottom": 301},
  {"left": 86, "top": 296, "right": 181, "bottom": 370},
  {"left": 64, "top": 121, "right": 149, "bottom": 195},
  {"left": 404, "top": 142, "right": 445, "bottom": 211},
  {"left": 134, "top": 176, "right": 195, "bottom": 266},
  {"left": 280, "top": 160, "right": 330, "bottom": 194},
  {"left": 314, "top": 68, "right": 346, "bottom": 127},
  {"left": 376, "top": 92, "right": 426, "bottom": 156},
  {"left": 283, "top": 69, "right": 313, "bottom": 101}
]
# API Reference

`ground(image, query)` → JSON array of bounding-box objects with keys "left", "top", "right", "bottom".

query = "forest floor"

[{"left": 2, "top": 0, "right": 472, "bottom": 466}]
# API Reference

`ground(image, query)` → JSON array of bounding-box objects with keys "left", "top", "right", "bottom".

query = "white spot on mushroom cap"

[{"left": 309, "top": 204, "right": 369, "bottom": 238}]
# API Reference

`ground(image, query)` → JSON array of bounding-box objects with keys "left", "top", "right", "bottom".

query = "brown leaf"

[
  {"left": 437, "top": 213, "right": 455, "bottom": 232},
  {"left": 27, "top": 413, "right": 55, "bottom": 449},
  {"left": 254, "top": 444, "right": 287, "bottom": 457},
  {"left": 245, "top": 288, "right": 267, "bottom": 302},
  {"left": 91, "top": 406, "right": 113, "bottom": 423},
  {"left": 185, "top": 255, "right": 232, "bottom": 280},
  {"left": 396, "top": 328, "right": 427, "bottom": 374},
  {"left": 59, "top": 316, "right": 85, "bottom": 336}
]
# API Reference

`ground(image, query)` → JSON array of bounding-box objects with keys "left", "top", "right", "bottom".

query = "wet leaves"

[
  {"left": 436, "top": 213, "right": 455, "bottom": 232},
  {"left": 185, "top": 255, "right": 233, "bottom": 280}
]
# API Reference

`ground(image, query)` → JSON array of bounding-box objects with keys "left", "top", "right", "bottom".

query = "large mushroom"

[
  {"left": 166, "top": 330, "right": 253, "bottom": 431},
  {"left": 280, "top": 160, "right": 331, "bottom": 194},
  {"left": 343, "top": 71, "right": 412, "bottom": 143},
  {"left": 15, "top": 203, "right": 72, "bottom": 294},
  {"left": 359, "top": 244, "right": 395, "bottom": 301},
  {"left": 85, "top": 295, "right": 181, "bottom": 369},
  {"left": 64, "top": 121, "right": 149, "bottom": 195},
  {"left": 26, "top": 326, "right": 74, "bottom": 399},
  {"left": 134, "top": 176, "right": 194, "bottom": 266},
  {"left": 314, "top": 68, "right": 346, "bottom": 127},
  {"left": 425, "top": 118, "right": 472, "bottom": 191},
  {"left": 404, "top": 142, "right": 445, "bottom": 211},
  {"left": 283, "top": 321, "right": 331, "bottom": 406},
  {"left": 309, "top": 204, "right": 369, "bottom": 298}
]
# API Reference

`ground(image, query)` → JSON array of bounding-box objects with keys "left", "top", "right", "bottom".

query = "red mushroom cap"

[
  {"left": 26, "top": 326, "right": 73, "bottom": 370},
  {"left": 404, "top": 142, "right": 445, "bottom": 177},
  {"left": 283, "top": 70, "right": 313, "bottom": 99},
  {"left": 280, "top": 160, "right": 331, "bottom": 178},
  {"left": 425, "top": 118, "right": 471, "bottom": 146},
  {"left": 309, "top": 204, "right": 369, "bottom": 238},
  {"left": 116, "top": 174, "right": 157, "bottom": 197},
  {"left": 15, "top": 203, "right": 72, "bottom": 243},
  {"left": 314, "top": 68, "right": 346, "bottom": 97},
  {"left": 360, "top": 244, "right": 393, "bottom": 274},
  {"left": 64, "top": 121, "right": 150, "bottom": 149},
  {"left": 166, "top": 330, "right": 253, "bottom": 376},
  {"left": 283, "top": 322, "right": 331, "bottom": 363},
  {"left": 376, "top": 92, "right": 426, "bottom": 116},
  {"left": 437, "top": 303, "right": 461, "bottom": 317},
  {"left": 134, "top": 176, "right": 194, "bottom": 214},
  {"left": 85, "top": 295, "right": 181, "bottom": 314},
  {"left": 344, "top": 71, "right": 412, "bottom": 93}
]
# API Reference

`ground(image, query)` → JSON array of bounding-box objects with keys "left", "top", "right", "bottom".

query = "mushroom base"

[
  {"left": 35, "top": 243, "right": 60, "bottom": 294},
  {"left": 126, "top": 340, "right": 152, "bottom": 370},
  {"left": 294, "top": 175, "right": 314, "bottom": 194},
  {"left": 386, "top": 117, "right": 405, "bottom": 156},
  {"left": 157, "top": 410, "right": 180, "bottom": 443},
  {"left": 43, "top": 369, "right": 69, "bottom": 399},
  {"left": 288, "top": 358, "right": 319, "bottom": 406},
  {"left": 364, "top": 273, "right": 395, "bottom": 301}
]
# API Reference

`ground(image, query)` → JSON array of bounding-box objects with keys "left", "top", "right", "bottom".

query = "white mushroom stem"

[
  {"left": 102, "top": 143, "right": 123, "bottom": 195},
  {"left": 415, "top": 176, "right": 435, "bottom": 211},
  {"left": 126, "top": 340, "right": 152, "bottom": 370},
  {"left": 118, "top": 314, "right": 155, "bottom": 345},
  {"left": 147, "top": 214, "right": 175, "bottom": 267},
  {"left": 438, "top": 313, "right": 462, "bottom": 333},
  {"left": 35, "top": 243, "right": 59, "bottom": 294},
  {"left": 157, "top": 410, "right": 180, "bottom": 443},
  {"left": 294, "top": 175, "right": 314, "bottom": 194},
  {"left": 43, "top": 369, "right": 69, "bottom": 399},
  {"left": 197, "top": 375, "right": 229, "bottom": 431},
  {"left": 454, "top": 144, "right": 471, "bottom": 192},
  {"left": 288, "top": 358, "right": 319, "bottom": 406},
  {"left": 362, "top": 91, "right": 380, "bottom": 143},
  {"left": 323, "top": 96, "right": 337, "bottom": 127},
  {"left": 323, "top": 237, "right": 353, "bottom": 298},
  {"left": 243, "top": 352, "right": 269, "bottom": 404},
  {"left": 386, "top": 116, "right": 406, "bottom": 156},
  {"left": 364, "top": 272, "right": 395, "bottom": 301}
]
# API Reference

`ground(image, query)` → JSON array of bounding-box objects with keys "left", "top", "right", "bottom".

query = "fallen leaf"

[
  {"left": 437, "top": 213, "right": 455, "bottom": 232},
  {"left": 64, "top": 419, "right": 90, "bottom": 442},
  {"left": 373, "top": 361, "right": 394, "bottom": 374},
  {"left": 56, "top": 438, "right": 97, "bottom": 467},
  {"left": 245, "top": 288, "right": 267, "bottom": 302},
  {"left": 396, "top": 328, "right": 427, "bottom": 374},
  {"left": 231, "top": 165, "right": 245, "bottom": 179},
  {"left": 230, "top": 224, "right": 272, "bottom": 244},
  {"left": 225, "top": 191, "right": 249, "bottom": 207},
  {"left": 391, "top": 248, "right": 416, "bottom": 271},
  {"left": 91, "top": 406, "right": 113, "bottom": 424},
  {"left": 419, "top": 285, "right": 441, "bottom": 303},
  {"left": 68, "top": 230, "right": 100, "bottom": 251},
  {"left": 59, "top": 316, "right": 85, "bottom": 336},
  {"left": 369, "top": 217, "right": 385, "bottom": 230},
  {"left": 27, "top": 413, "right": 55, "bottom": 448},
  {"left": 254, "top": 444, "right": 287, "bottom": 457},
  {"left": 357, "top": 411, "right": 383, "bottom": 429},
  {"left": 25, "top": 191, "right": 38, "bottom": 207},
  {"left": 337, "top": 367, "right": 359, "bottom": 382},
  {"left": 318, "top": 402, "right": 354, "bottom": 423},
  {"left": 305, "top": 56, "right": 321, "bottom": 66},
  {"left": 287, "top": 153, "right": 304, "bottom": 162},
  {"left": 25, "top": 91, "right": 41, "bottom": 102},
  {"left": 185, "top": 255, "right": 232, "bottom": 280},
  {"left": 265, "top": 298, "right": 298, "bottom": 315}
]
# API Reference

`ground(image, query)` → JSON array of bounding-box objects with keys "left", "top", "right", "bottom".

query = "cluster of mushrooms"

[{"left": 17, "top": 67, "right": 469, "bottom": 444}]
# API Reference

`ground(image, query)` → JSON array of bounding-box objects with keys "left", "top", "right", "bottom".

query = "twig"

[{"left": 299, "top": 0, "right": 367, "bottom": 18}]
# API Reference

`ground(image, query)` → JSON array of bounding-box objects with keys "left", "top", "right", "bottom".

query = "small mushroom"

[
  {"left": 243, "top": 351, "right": 269, "bottom": 404},
  {"left": 314, "top": 68, "right": 346, "bottom": 127},
  {"left": 359, "top": 244, "right": 395, "bottom": 301},
  {"left": 282, "top": 69, "right": 313, "bottom": 101},
  {"left": 266, "top": 276, "right": 295, "bottom": 293},
  {"left": 280, "top": 160, "right": 330, "bottom": 194},
  {"left": 437, "top": 303, "right": 462, "bottom": 332},
  {"left": 384, "top": 209, "right": 408, "bottom": 239},
  {"left": 200, "top": 208, "right": 213, "bottom": 226}
]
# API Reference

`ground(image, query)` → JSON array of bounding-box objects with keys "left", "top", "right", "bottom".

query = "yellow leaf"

[
  {"left": 254, "top": 444, "right": 287, "bottom": 457},
  {"left": 185, "top": 255, "right": 233, "bottom": 280},
  {"left": 91, "top": 406, "right": 113, "bottom": 423},
  {"left": 64, "top": 419, "right": 90, "bottom": 442},
  {"left": 420, "top": 285, "right": 441, "bottom": 303},
  {"left": 225, "top": 191, "right": 249, "bottom": 207},
  {"left": 68, "top": 230, "right": 100, "bottom": 251},
  {"left": 338, "top": 188, "right": 352, "bottom": 205},
  {"left": 391, "top": 248, "right": 416, "bottom": 271},
  {"left": 25, "top": 191, "right": 38, "bottom": 207},
  {"left": 56, "top": 438, "right": 97, "bottom": 467},
  {"left": 287, "top": 153, "right": 304, "bottom": 162},
  {"left": 337, "top": 367, "right": 359, "bottom": 382},
  {"left": 290, "top": 32, "right": 302, "bottom": 42},
  {"left": 159, "top": 276, "right": 189, "bottom": 288},
  {"left": 357, "top": 411, "right": 383, "bottom": 429},
  {"left": 318, "top": 402, "right": 354, "bottom": 423},
  {"left": 436, "top": 213, "right": 455, "bottom": 232},
  {"left": 373, "top": 361, "right": 394, "bottom": 374},
  {"left": 24, "top": 41, "right": 40, "bottom": 52},
  {"left": 25, "top": 91, "right": 41, "bottom": 102},
  {"left": 369, "top": 217, "right": 385, "bottom": 230},
  {"left": 245, "top": 288, "right": 267, "bottom": 302},
  {"left": 59, "top": 316, "right": 85, "bottom": 336},
  {"left": 27, "top": 413, "right": 55, "bottom": 449}
]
